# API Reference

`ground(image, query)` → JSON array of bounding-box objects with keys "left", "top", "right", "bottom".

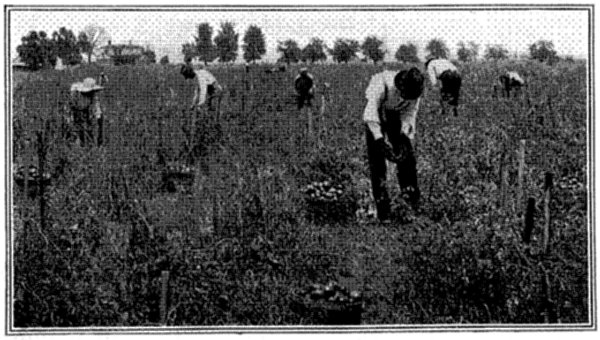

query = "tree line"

[
  {"left": 184, "top": 22, "right": 562, "bottom": 65},
  {"left": 15, "top": 21, "right": 563, "bottom": 71},
  {"left": 16, "top": 25, "right": 157, "bottom": 70}
]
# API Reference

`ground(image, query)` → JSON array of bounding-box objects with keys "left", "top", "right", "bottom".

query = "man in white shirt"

[
  {"left": 425, "top": 58, "right": 462, "bottom": 116},
  {"left": 180, "top": 57, "right": 223, "bottom": 118},
  {"left": 363, "top": 67, "right": 425, "bottom": 222},
  {"left": 294, "top": 67, "right": 315, "bottom": 110},
  {"left": 496, "top": 71, "right": 526, "bottom": 98}
]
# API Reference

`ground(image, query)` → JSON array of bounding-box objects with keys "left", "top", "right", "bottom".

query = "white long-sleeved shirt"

[
  {"left": 193, "top": 69, "right": 218, "bottom": 105},
  {"left": 426, "top": 59, "right": 458, "bottom": 87},
  {"left": 363, "top": 70, "right": 421, "bottom": 141},
  {"left": 506, "top": 71, "right": 525, "bottom": 85}
]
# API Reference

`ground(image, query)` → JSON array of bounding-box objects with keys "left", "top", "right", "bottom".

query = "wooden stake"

[
  {"left": 307, "top": 107, "right": 313, "bottom": 141},
  {"left": 543, "top": 172, "right": 553, "bottom": 255},
  {"left": 37, "top": 130, "right": 47, "bottom": 231},
  {"left": 522, "top": 197, "right": 535, "bottom": 244},
  {"left": 499, "top": 148, "right": 509, "bottom": 210},
  {"left": 517, "top": 139, "right": 526, "bottom": 212},
  {"left": 160, "top": 270, "right": 170, "bottom": 325},
  {"left": 23, "top": 158, "right": 30, "bottom": 200}
]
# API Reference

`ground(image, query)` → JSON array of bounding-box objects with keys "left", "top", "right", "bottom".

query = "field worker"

[
  {"left": 364, "top": 67, "right": 425, "bottom": 222},
  {"left": 425, "top": 58, "right": 462, "bottom": 116},
  {"left": 496, "top": 71, "right": 526, "bottom": 98},
  {"left": 180, "top": 57, "right": 223, "bottom": 118},
  {"left": 69, "top": 77, "right": 104, "bottom": 146},
  {"left": 295, "top": 67, "right": 316, "bottom": 110}
]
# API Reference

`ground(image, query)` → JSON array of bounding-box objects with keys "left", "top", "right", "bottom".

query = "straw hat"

[{"left": 71, "top": 77, "right": 104, "bottom": 93}]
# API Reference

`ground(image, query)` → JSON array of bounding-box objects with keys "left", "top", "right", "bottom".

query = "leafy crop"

[{"left": 11, "top": 60, "right": 589, "bottom": 326}]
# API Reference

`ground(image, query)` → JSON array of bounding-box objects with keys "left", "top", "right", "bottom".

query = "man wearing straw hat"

[{"left": 69, "top": 77, "right": 104, "bottom": 146}]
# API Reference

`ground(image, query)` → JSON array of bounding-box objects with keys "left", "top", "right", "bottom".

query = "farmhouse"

[
  {"left": 97, "top": 40, "right": 153, "bottom": 65},
  {"left": 11, "top": 57, "right": 28, "bottom": 71}
]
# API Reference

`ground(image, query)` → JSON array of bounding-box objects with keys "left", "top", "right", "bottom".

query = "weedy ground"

[{"left": 11, "top": 60, "right": 588, "bottom": 326}]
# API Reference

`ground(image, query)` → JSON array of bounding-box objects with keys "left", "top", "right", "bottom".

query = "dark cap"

[
  {"left": 180, "top": 64, "right": 196, "bottom": 79},
  {"left": 395, "top": 67, "right": 424, "bottom": 100}
]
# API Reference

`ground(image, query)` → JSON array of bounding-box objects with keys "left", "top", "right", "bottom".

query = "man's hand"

[{"left": 376, "top": 138, "right": 400, "bottom": 162}]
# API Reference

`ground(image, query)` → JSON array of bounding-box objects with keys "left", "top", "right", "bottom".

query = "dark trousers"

[
  {"left": 73, "top": 108, "right": 93, "bottom": 146},
  {"left": 73, "top": 109, "right": 102, "bottom": 146},
  {"left": 207, "top": 84, "right": 223, "bottom": 120},
  {"left": 366, "top": 117, "right": 419, "bottom": 220},
  {"left": 297, "top": 92, "right": 314, "bottom": 109},
  {"left": 440, "top": 70, "right": 462, "bottom": 114}
]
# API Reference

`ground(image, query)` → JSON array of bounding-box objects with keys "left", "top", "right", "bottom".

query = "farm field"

[{"left": 10, "top": 60, "right": 589, "bottom": 326}]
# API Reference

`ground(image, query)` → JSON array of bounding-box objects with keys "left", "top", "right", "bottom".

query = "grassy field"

[{"left": 10, "top": 59, "right": 589, "bottom": 326}]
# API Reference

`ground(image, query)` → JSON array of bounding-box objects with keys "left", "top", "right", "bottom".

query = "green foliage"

[
  {"left": 425, "top": 38, "right": 449, "bottom": 60},
  {"left": 195, "top": 23, "right": 216, "bottom": 65},
  {"left": 457, "top": 41, "right": 480, "bottom": 63},
  {"left": 11, "top": 60, "right": 589, "bottom": 326},
  {"left": 277, "top": 39, "right": 302, "bottom": 65},
  {"left": 529, "top": 40, "right": 559, "bottom": 64},
  {"left": 301, "top": 38, "right": 328, "bottom": 63},
  {"left": 52, "top": 27, "right": 82, "bottom": 66},
  {"left": 361, "top": 36, "right": 385, "bottom": 64},
  {"left": 80, "top": 25, "right": 110, "bottom": 64},
  {"left": 214, "top": 22, "right": 239, "bottom": 63},
  {"left": 484, "top": 44, "right": 509, "bottom": 61},
  {"left": 17, "top": 30, "right": 56, "bottom": 70},
  {"left": 77, "top": 32, "right": 92, "bottom": 62},
  {"left": 242, "top": 25, "right": 266, "bottom": 63},
  {"left": 395, "top": 43, "right": 420, "bottom": 63},
  {"left": 181, "top": 43, "right": 196, "bottom": 61},
  {"left": 142, "top": 48, "right": 156, "bottom": 64},
  {"left": 329, "top": 39, "right": 360, "bottom": 63}
]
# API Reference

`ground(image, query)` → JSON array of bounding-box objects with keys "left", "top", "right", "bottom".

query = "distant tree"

[
  {"left": 17, "top": 31, "right": 54, "bottom": 70},
  {"left": 425, "top": 38, "right": 449, "bottom": 60},
  {"left": 195, "top": 23, "right": 216, "bottom": 65},
  {"left": 77, "top": 32, "right": 92, "bottom": 62},
  {"left": 143, "top": 47, "right": 156, "bottom": 64},
  {"left": 301, "top": 37, "right": 328, "bottom": 63},
  {"left": 277, "top": 39, "right": 302, "bottom": 65},
  {"left": 80, "top": 24, "right": 110, "bottom": 64},
  {"left": 457, "top": 41, "right": 479, "bottom": 63},
  {"left": 469, "top": 42, "right": 480, "bottom": 60},
  {"left": 242, "top": 25, "right": 266, "bottom": 63},
  {"left": 181, "top": 42, "right": 197, "bottom": 61},
  {"left": 160, "top": 55, "right": 170, "bottom": 65},
  {"left": 395, "top": 43, "right": 420, "bottom": 63},
  {"left": 329, "top": 38, "right": 360, "bottom": 63},
  {"left": 52, "top": 27, "right": 82, "bottom": 66},
  {"left": 361, "top": 36, "right": 385, "bottom": 63},
  {"left": 484, "top": 44, "right": 509, "bottom": 60},
  {"left": 214, "top": 22, "right": 239, "bottom": 63},
  {"left": 529, "top": 40, "right": 558, "bottom": 64}
]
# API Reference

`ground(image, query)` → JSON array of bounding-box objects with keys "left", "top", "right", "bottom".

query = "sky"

[{"left": 8, "top": 7, "right": 590, "bottom": 64}]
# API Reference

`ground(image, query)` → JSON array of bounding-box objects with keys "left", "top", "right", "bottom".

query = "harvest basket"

[
  {"left": 161, "top": 163, "right": 195, "bottom": 193},
  {"left": 290, "top": 283, "right": 363, "bottom": 325},
  {"left": 303, "top": 181, "right": 357, "bottom": 224}
]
